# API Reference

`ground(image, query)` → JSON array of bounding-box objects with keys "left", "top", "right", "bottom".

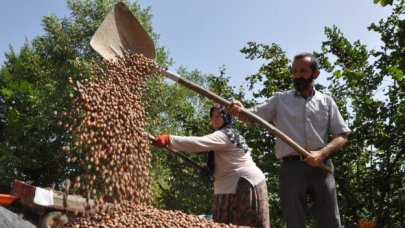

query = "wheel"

[{"left": 39, "top": 211, "right": 69, "bottom": 228}]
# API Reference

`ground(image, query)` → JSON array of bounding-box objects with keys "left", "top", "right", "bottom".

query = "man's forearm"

[{"left": 320, "top": 133, "right": 349, "bottom": 158}]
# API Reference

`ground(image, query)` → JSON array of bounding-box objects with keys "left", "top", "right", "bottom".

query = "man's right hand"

[
  {"left": 226, "top": 100, "right": 244, "bottom": 116},
  {"left": 227, "top": 100, "right": 252, "bottom": 123}
]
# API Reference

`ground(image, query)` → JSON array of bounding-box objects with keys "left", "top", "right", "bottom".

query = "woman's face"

[{"left": 210, "top": 108, "right": 225, "bottom": 130}]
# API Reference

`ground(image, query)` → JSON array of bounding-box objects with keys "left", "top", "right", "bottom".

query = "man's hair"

[{"left": 293, "top": 53, "right": 319, "bottom": 72}]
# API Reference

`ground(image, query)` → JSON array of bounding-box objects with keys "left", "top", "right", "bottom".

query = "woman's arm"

[{"left": 168, "top": 131, "right": 229, "bottom": 153}]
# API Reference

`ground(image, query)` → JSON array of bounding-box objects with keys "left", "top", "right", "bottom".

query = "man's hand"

[
  {"left": 305, "top": 133, "right": 348, "bottom": 167},
  {"left": 304, "top": 150, "right": 327, "bottom": 167},
  {"left": 226, "top": 100, "right": 244, "bottom": 116},
  {"left": 153, "top": 134, "right": 171, "bottom": 148},
  {"left": 226, "top": 100, "right": 252, "bottom": 123}
]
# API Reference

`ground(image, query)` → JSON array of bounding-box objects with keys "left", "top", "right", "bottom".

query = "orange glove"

[{"left": 153, "top": 134, "right": 171, "bottom": 148}]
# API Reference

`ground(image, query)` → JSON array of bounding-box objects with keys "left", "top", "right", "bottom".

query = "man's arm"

[
  {"left": 226, "top": 100, "right": 251, "bottom": 123},
  {"left": 305, "top": 133, "right": 349, "bottom": 167}
]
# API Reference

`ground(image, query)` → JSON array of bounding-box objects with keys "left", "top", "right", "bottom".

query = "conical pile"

[{"left": 66, "top": 203, "right": 250, "bottom": 228}]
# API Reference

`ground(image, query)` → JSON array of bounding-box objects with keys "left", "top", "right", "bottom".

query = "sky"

[{"left": 0, "top": 0, "right": 393, "bottom": 92}]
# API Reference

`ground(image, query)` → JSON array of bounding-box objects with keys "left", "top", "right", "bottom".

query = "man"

[{"left": 227, "top": 53, "right": 350, "bottom": 228}]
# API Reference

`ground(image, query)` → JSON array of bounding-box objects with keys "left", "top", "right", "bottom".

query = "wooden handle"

[
  {"left": 148, "top": 134, "right": 205, "bottom": 172},
  {"left": 162, "top": 70, "right": 333, "bottom": 173}
]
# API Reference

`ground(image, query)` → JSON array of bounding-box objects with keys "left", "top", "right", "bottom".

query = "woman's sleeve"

[{"left": 168, "top": 131, "right": 229, "bottom": 152}]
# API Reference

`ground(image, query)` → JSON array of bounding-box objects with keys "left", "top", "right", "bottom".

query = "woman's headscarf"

[{"left": 206, "top": 105, "right": 250, "bottom": 178}]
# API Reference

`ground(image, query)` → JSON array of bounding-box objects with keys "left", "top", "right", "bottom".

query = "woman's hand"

[{"left": 153, "top": 134, "right": 171, "bottom": 148}]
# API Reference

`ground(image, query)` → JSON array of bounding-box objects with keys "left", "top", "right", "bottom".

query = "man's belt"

[
  {"left": 282, "top": 155, "right": 331, "bottom": 162},
  {"left": 282, "top": 155, "right": 304, "bottom": 161}
]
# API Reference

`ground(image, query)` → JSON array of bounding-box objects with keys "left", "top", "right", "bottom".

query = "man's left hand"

[{"left": 304, "top": 150, "right": 327, "bottom": 167}]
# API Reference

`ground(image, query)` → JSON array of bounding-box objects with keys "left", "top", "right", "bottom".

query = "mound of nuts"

[{"left": 65, "top": 203, "right": 250, "bottom": 228}]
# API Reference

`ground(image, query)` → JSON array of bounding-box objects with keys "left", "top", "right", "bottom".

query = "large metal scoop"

[
  {"left": 90, "top": 2, "right": 332, "bottom": 173},
  {"left": 90, "top": 2, "right": 155, "bottom": 60}
]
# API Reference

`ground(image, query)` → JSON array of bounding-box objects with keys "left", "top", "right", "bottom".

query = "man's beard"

[{"left": 293, "top": 76, "right": 314, "bottom": 92}]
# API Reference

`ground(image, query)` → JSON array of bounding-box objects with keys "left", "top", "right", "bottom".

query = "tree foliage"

[
  {"left": 317, "top": 1, "right": 404, "bottom": 226},
  {"left": 0, "top": 0, "right": 403, "bottom": 227},
  {"left": 374, "top": 0, "right": 395, "bottom": 7},
  {"left": 0, "top": 0, "right": 163, "bottom": 190}
]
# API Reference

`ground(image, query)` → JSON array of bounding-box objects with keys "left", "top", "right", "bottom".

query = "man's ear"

[{"left": 313, "top": 70, "right": 320, "bottom": 80}]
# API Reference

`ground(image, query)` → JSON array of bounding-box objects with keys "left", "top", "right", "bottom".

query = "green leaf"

[{"left": 388, "top": 66, "right": 404, "bottom": 81}]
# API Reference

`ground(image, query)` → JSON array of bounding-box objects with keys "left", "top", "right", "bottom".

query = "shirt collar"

[{"left": 294, "top": 88, "right": 316, "bottom": 99}]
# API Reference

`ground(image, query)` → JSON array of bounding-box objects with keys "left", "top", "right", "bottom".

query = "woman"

[{"left": 153, "top": 105, "right": 270, "bottom": 228}]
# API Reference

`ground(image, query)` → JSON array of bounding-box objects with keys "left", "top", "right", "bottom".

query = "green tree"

[
  {"left": 0, "top": 0, "right": 166, "bottom": 190},
  {"left": 317, "top": 0, "right": 404, "bottom": 226},
  {"left": 374, "top": 0, "right": 394, "bottom": 7}
]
